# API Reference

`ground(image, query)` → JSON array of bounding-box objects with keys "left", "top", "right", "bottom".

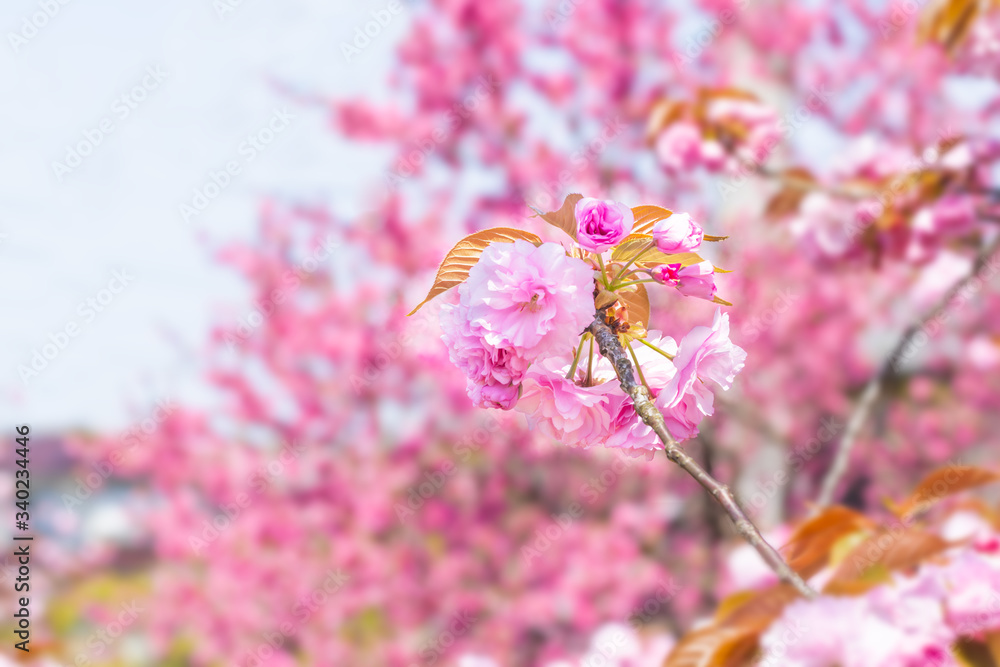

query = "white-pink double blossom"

[
  {"left": 660, "top": 309, "right": 746, "bottom": 413},
  {"left": 440, "top": 292, "right": 530, "bottom": 410},
  {"left": 465, "top": 240, "right": 595, "bottom": 360},
  {"left": 574, "top": 197, "right": 635, "bottom": 253},
  {"left": 517, "top": 330, "right": 734, "bottom": 454},
  {"left": 655, "top": 123, "right": 727, "bottom": 174},
  {"left": 440, "top": 239, "right": 594, "bottom": 410},
  {"left": 515, "top": 355, "right": 618, "bottom": 448}
]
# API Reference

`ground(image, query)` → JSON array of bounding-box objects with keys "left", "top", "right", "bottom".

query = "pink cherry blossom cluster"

[
  {"left": 440, "top": 240, "right": 594, "bottom": 410},
  {"left": 784, "top": 135, "right": 999, "bottom": 265},
  {"left": 435, "top": 198, "right": 744, "bottom": 455},
  {"left": 652, "top": 95, "right": 780, "bottom": 176}
]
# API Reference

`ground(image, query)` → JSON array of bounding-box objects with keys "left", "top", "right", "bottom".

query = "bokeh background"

[{"left": 3, "top": 0, "right": 1000, "bottom": 664}]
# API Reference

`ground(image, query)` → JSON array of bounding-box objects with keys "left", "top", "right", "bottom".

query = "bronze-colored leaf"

[
  {"left": 646, "top": 99, "right": 688, "bottom": 142},
  {"left": 985, "top": 631, "right": 1000, "bottom": 665},
  {"left": 890, "top": 465, "right": 1000, "bottom": 518},
  {"left": 698, "top": 87, "right": 760, "bottom": 104},
  {"left": 712, "top": 295, "right": 734, "bottom": 307},
  {"left": 780, "top": 506, "right": 875, "bottom": 579},
  {"left": 763, "top": 168, "right": 816, "bottom": 219},
  {"left": 663, "top": 627, "right": 753, "bottom": 667},
  {"left": 826, "top": 530, "right": 951, "bottom": 592},
  {"left": 663, "top": 585, "right": 800, "bottom": 667},
  {"left": 704, "top": 234, "right": 729, "bottom": 242},
  {"left": 917, "top": 0, "right": 979, "bottom": 52},
  {"left": 408, "top": 227, "right": 544, "bottom": 315},
  {"left": 954, "top": 637, "right": 999, "bottom": 667},
  {"left": 532, "top": 193, "right": 583, "bottom": 241},
  {"left": 632, "top": 205, "right": 674, "bottom": 235},
  {"left": 617, "top": 283, "right": 650, "bottom": 331},
  {"left": 715, "top": 584, "right": 801, "bottom": 630}
]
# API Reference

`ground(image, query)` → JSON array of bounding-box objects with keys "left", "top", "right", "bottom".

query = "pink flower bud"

[
  {"left": 652, "top": 261, "right": 716, "bottom": 301},
  {"left": 574, "top": 198, "right": 635, "bottom": 253},
  {"left": 676, "top": 261, "right": 717, "bottom": 301},
  {"left": 652, "top": 212, "right": 703, "bottom": 254}
]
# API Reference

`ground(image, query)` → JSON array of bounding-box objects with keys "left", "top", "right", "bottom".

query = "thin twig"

[
  {"left": 587, "top": 313, "right": 817, "bottom": 599},
  {"left": 816, "top": 235, "right": 1000, "bottom": 508}
]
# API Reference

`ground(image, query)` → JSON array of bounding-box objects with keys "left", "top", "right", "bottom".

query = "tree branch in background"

[
  {"left": 816, "top": 235, "right": 1000, "bottom": 508},
  {"left": 587, "top": 313, "right": 818, "bottom": 599}
]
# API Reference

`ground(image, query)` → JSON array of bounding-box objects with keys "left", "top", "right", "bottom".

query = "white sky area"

[{"left": 0, "top": 0, "right": 403, "bottom": 433}]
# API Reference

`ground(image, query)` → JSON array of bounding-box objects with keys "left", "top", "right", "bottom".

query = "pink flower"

[
  {"left": 758, "top": 589, "right": 957, "bottom": 667},
  {"left": 660, "top": 310, "right": 746, "bottom": 411},
  {"left": 574, "top": 198, "right": 635, "bottom": 253},
  {"left": 652, "top": 261, "right": 717, "bottom": 301},
  {"left": 660, "top": 382, "right": 714, "bottom": 441},
  {"left": 655, "top": 123, "right": 726, "bottom": 174},
  {"left": 605, "top": 332, "right": 708, "bottom": 446},
  {"left": 440, "top": 292, "right": 530, "bottom": 410},
  {"left": 469, "top": 381, "right": 520, "bottom": 410},
  {"left": 604, "top": 333, "right": 683, "bottom": 453},
  {"left": 924, "top": 549, "right": 1000, "bottom": 635},
  {"left": 789, "top": 193, "right": 858, "bottom": 260},
  {"left": 651, "top": 212, "right": 703, "bottom": 254},
  {"left": 518, "top": 331, "right": 695, "bottom": 451},
  {"left": 676, "top": 260, "right": 717, "bottom": 300},
  {"left": 465, "top": 240, "right": 595, "bottom": 361},
  {"left": 516, "top": 357, "right": 616, "bottom": 448}
]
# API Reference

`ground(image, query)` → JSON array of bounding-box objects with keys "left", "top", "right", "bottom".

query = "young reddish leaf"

[
  {"left": 408, "top": 227, "right": 544, "bottom": 315},
  {"left": 918, "top": 0, "right": 979, "bottom": 51},
  {"left": 986, "top": 632, "right": 1000, "bottom": 665},
  {"left": 890, "top": 466, "right": 1000, "bottom": 518},
  {"left": 764, "top": 168, "right": 816, "bottom": 219},
  {"left": 667, "top": 629, "right": 748, "bottom": 667},
  {"left": 616, "top": 283, "right": 650, "bottom": 331},
  {"left": 531, "top": 193, "right": 583, "bottom": 241},
  {"left": 954, "top": 637, "right": 998, "bottom": 667},
  {"left": 698, "top": 87, "right": 760, "bottom": 104},
  {"left": 715, "top": 584, "right": 801, "bottom": 629},
  {"left": 646, "top": 99, "right": 688, "bottom": 141},
  {"left": 663, "top": 585, "right": 800, "bottom": 667},
  {"left": 826, "top": 530, "right": 951, "bottom": 592},
  {"left": 712, "top": 295, "right": 734, "bottom": 307},
  {"left": 704, "top": 234, "right": 729, "bottom": 242},
  {"left": 779, "top": 506, "right": 875, "bottom": 579},
  {"left": 632, "top": 205, "right": 674, "bottom": 235}
]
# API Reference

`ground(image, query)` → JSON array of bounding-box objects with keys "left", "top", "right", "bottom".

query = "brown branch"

[
  {"left": 816, "top": 234, "right": 1000, "bottom": 508},
  {"left": 587, "top": 314, "right": 817, "bottom": 599}
]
